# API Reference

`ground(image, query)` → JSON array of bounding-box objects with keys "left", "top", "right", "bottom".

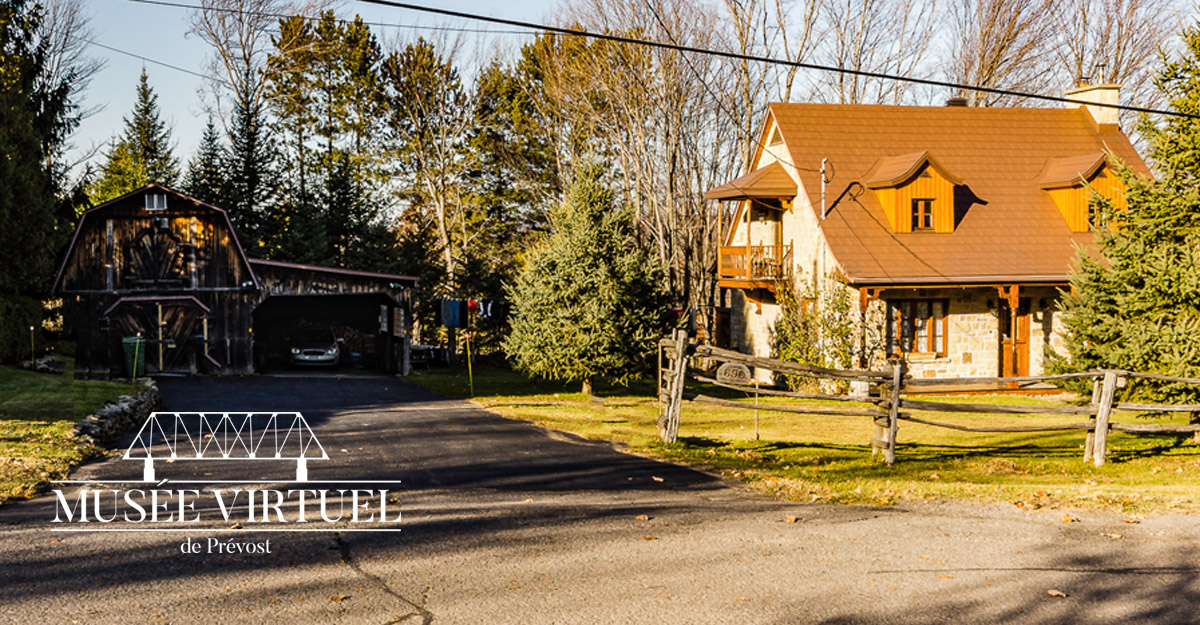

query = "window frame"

[
  {"left": 886, "top": 298, "right": 949, "bottom": 357},
  {"left": 145, "top": 193, "right": 168, "bottom": 211},
  {"left": 911, "top": 198, "right": 934, "bottom": 231}
]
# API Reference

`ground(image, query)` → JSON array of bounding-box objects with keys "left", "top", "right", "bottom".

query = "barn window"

[
  {"left": 886, "top": 299, "right": 948, "bottom": 356},
  {"left": 146, "top": 193, "right": 168, "bottom": 211}
]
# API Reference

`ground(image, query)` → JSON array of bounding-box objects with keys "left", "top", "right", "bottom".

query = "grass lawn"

[
  {"left": 0, "top": 359, "right": 141, "bottom": 505},
  {"left": 408, "top": 364, "right": 1200, "bottom": 515}
]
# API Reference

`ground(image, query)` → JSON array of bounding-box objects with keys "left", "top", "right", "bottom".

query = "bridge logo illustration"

[{"left": 124, "top": 412, "right": 329, "bottom": 482}]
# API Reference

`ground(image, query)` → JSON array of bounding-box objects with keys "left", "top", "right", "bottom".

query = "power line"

[
  {"left": 355, "top": 0, "right": 1196, "bottom": 120},
  {"left": 127, "top": 0, "right": 532, "bottom": 35},
  {"left": 77, "top": 36, "right": 227, "bottom": 86}
]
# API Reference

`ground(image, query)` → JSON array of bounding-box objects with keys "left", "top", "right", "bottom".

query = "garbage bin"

[{"left": 122, "top": 336, "right": 146, "bottom": 378}]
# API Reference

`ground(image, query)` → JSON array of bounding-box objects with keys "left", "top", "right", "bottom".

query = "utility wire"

[
  {"left": 77, "top": 36, "right": 222, "bottom": 84},
  {"left": 355, "top": 0, "right": 1196, "bottom": 120},
  {"left": 128, "top": 0, "right": 533, "bottom": 35}
]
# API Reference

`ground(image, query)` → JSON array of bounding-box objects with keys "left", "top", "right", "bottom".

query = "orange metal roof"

[
  {"left": 765, "top": 103, "right": 1149, "bottom": 285},
  {"left": 704, "top": 161, "right": 797, "bottom": 200}
]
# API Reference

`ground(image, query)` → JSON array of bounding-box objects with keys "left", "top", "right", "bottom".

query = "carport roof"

[{"left": 248, "top": 259, "right": 418, "bottom": 284}]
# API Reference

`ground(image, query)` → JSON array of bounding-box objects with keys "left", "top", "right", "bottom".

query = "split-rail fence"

[{"left": 656, "top": 329, "right": 1200, "bottom": 466}]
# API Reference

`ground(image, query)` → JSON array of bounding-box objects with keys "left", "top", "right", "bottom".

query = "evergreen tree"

[
  {"left": 0, "top": 0, "right": 79, "bottom": 361},
  {"left": 183, "top": 116, "right": 228, "bottom": 206},
  {"left": 89, "top": 68, "right": 179, "bottom": 202},
  {"left": 504, "top": 166, "right": 667, "bottom": 394},
  {"left": 224, "top": 77, "right": 276, "bottom": 253},
  {"left": 1053, "top": 19, "right": 1200, "bottom": 404}
]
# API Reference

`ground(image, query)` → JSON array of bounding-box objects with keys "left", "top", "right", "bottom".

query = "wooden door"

[
  {"left": 998, "top": 298, "right": 1030, "bottom": 377},
  {"left": 108, "top": 300, "right": 205, "bottom": 374}
]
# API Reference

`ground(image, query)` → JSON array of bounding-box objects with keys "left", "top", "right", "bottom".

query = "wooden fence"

[{"left": 656, "top": 329, "right": 1200, "bottom": 466}]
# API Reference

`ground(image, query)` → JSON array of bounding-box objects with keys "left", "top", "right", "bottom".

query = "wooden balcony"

[{"left": 718, "top": 243, "right": 792, "bottom": 291}]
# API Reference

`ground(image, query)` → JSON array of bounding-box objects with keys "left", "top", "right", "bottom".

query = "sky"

[{"left": 71, "top": 0, "right": 560, "bottom": 175}]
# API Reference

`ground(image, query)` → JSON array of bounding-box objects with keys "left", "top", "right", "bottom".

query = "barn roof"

[
  {"left": 247, "top": 258, "right": 418, "bottom": 284},
  {"left": 762, "top": 103, "right": 1150, "bottom": 285},
  {"left": 51, "top": 184, "right": 261, "bottom": 292}
]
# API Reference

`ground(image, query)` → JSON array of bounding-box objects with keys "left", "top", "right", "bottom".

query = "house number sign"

[{"left": 715, "top": 362, "right": 752, "bottom": 385}]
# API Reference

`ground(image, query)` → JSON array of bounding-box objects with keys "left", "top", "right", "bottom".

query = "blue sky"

[{"left": 73, "top": 0, "right": 559, "bottom": 175}]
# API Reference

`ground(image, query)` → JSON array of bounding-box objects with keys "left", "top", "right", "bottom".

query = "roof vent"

[{"left": 945, "top": 97, "right": 968, "bottom": 107}]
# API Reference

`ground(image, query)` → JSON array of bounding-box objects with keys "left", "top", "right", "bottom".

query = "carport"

[{"left": 248, "top": 259, "right": 417, "bottom": 374}]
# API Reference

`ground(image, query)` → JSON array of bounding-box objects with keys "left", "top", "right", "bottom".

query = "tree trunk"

[{"left": 581, "top": 377, "right": 593, "bottom": 396}]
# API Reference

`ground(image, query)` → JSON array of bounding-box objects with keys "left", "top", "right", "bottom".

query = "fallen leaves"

[
  {"left": 329, "top": 595, "right": 349, "bottom": 602},
  {"left": 635, "top": 514, "right": 651, "bottom": 521},
  {"left": 784, "top": 515, "right": 799, "bottom": 523},
  {"left": 1061, "top": 514, "right": 1079, "bottom": 523},
  {"left": 1047, "top": 589, "right": 1068, "bottom": 598},
  {"left": 1100, "top": 532, "right": 1123, "bottom": 540}
]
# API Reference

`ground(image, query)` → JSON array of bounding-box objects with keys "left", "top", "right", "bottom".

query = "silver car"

[{"left": 289, "top": 328, "right": 341, "bottom": 367}]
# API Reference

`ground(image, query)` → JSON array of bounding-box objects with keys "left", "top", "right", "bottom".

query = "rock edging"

[{"left": 74, "top": 380, "right": 163, "bottom": 445}]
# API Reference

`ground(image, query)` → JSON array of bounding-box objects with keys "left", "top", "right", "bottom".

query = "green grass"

[
  {"left": 408, "top": 365, "right": 1200, "bottom": 514},
  {"left": 0, "top": 359, "right": 141, "bottom": 504}
]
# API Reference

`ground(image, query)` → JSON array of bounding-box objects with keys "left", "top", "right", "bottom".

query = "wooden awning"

[{"left": 704, "top": 162, "right": 798, "bottom": 200}]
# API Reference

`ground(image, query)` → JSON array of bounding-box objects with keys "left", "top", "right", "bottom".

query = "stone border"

[{"left": 73, "top": 380, "right": 163, "bottom": 445}]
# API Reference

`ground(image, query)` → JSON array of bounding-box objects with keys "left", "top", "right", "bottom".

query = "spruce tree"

[
  {"left": 1053, "top": 19, "right": 1200, "bottom": 403},
  {"left": 224, "top": 85, "right": 276, "bottom": 253},
  {"left": 504, "top": 166, "right": 667, "bottom": 394},
  {"left": 0, "top": 0, "right": 79, "bottom": 361},
  {"left": 89, "top": 68, "right": 179, "bottom": 202},
  {"left": 183, "top": 116, "right": 228, "bottom": 206}
]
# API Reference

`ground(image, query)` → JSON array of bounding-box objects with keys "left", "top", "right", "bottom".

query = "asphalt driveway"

[{"left": 3, "top": 374, "right": 1200, "bottom": 624}]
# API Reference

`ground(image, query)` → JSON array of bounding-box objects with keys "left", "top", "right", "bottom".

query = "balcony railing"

[{"left": 719, "top": 243, "right": 792, "bottom": 283}]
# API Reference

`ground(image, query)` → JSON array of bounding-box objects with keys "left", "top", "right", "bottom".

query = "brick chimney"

[{"left": 1064, "top": 83, "right": 1121, "bottom": 128}]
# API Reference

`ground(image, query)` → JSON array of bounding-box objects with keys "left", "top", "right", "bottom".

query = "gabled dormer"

[
  {"left": 864, "top": 152, "right": 963, "bottom": 234},
  {"left": 1036, "top": 153, "right": 1127, "bottom": 232}
]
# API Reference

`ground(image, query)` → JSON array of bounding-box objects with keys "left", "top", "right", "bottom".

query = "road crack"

[{"left": 336, "top": 533, "right": 434, "bottom": 625}]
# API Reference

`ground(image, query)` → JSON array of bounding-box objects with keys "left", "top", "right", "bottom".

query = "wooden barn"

[{"left": 52, "top": 184, "right": 416, "bottom": 377}]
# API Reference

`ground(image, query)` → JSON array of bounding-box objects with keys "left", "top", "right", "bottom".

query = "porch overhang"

[{"left": 705, "top": 162, "right": 798, "bottom": 201}]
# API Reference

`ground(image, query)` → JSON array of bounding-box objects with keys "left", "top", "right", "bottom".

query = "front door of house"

[{"left": 998, "top": 298, "right": 1030, "bottom": 377}]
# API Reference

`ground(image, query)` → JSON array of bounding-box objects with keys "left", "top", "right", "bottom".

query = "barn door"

[
  {"left": 998, "top": 297, "right": 1030, "bottom": 378},
  {"left": 107, "top": 300, "right": 206, "bottom": 374}
]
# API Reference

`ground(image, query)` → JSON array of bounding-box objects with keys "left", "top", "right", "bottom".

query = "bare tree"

[
  {"left": 188, "top": 0, "right": 333, "bottom": 131},
  {"left": 946, "top": 0, "right": 1057, "bottom": 106},
  {"left": 1050, "top": 0, "right": 1176, "bottom": 126},
  {"left": 719, "top": 0, "right": 822, "bottom": 169},
  {"left": 36, "top": 0, "right": 104, "bottom": 104},
  {"left": 813, "top": 0, "right": 939, "bottom": 104},
  {"left": 36, "top": 0, "right": 106, "bottom": 171}
]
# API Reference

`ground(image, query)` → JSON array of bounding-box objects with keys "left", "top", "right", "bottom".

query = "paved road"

[{"left": 3, "top": 375, "right": 1200, "bottom": 624}]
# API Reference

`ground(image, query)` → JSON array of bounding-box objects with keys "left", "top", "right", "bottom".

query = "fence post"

[
  {"left": 1084, "top": 376, "right": 1101, "bottom": 463},
  {"left": 1092, "top": 370, "right": 1119, "bottom": 467},
  {"left": 660, "top": 329, "right": 689, "bottom": 444},
  {"left": 885, "top": 360, "right": 904, "bottom": 465}
]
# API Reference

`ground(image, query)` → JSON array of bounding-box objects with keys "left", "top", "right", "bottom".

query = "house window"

[
  {"left": 146, "top": 193, "right": 168, "bottom": 211},
  {"left": 887, "top": 299, "right": 948, "bottom": 356},
  {"left": 911, "top": 199, "right": 933, "bottom": 231}
]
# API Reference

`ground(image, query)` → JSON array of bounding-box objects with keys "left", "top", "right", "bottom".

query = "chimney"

[
  {"left": 1064, "top": 83, "right": 1121, "bottom": 127},
  {"left": 945, "top": 97, "right": 968, "bottom": 107}
]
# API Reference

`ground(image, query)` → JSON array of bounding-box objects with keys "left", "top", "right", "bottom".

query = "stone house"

[{"left": 707, "top": 86, "right": 1148, "bottom": 380}]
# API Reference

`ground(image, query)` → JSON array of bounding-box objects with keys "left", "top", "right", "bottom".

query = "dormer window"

[
  {"left": 145, "top": 193, "right": 167, "bottom": 211},
  {"left": 911, "top": 199, "right": 934, "bottom": 230},
  {"left": 864, "top": 152, "right": 964, "bottom": 234},
  {"left": 1035, "top": 153, "right": 1125, "bottom": 232}
]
